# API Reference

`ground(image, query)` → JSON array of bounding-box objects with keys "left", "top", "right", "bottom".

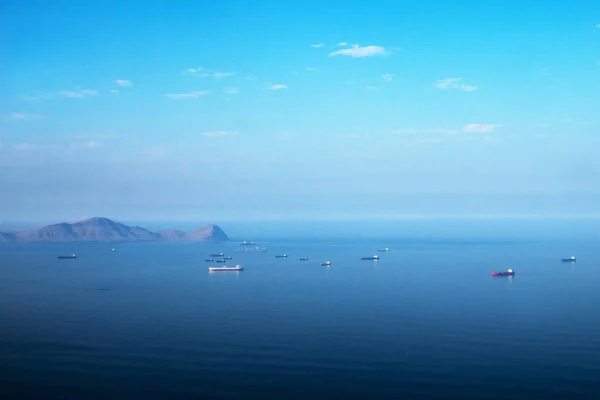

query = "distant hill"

[{"left": 0, "top": 217, "right": 229, "bottom": 243}]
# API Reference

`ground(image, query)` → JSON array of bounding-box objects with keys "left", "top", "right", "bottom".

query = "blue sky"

[{"left": 1, "top": 0, "right": 600, "bottom": 223}]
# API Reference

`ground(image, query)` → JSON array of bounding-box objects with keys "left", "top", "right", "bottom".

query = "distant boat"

[
  {"left": 216, "top": 259, "right": 226, "bottom": 263},
  {"left": 240, "top": 241, "right": 256, "bottom": 246},
  {"left": 111, "top": 248, "right": 116, "bottom": 252},
  {"left": 361, "top": 255, "right": 379, "bottom": 260},
  {"left": 57, "top": 254, "right": 77, "bottom": 259},
  {"left": 561, "top": 256, "right": 576, "bottom": 262},
  {"left": 205, "top": 258, "right": 214, "bottom": 262},
  {"left": 209, "top": 264, "right": 243, "bottom": 272},
  {"left": 321, "top": 261, "right": 331, "bottom": 266},
  {"left": 235, "top": 247, "right": 268, "bottom": 253},
  {"left": 210, "top": 253, "right": 224, "bottom": 257},
  {"left": 223, "top": 256, "right": 232, "bottom": 260},
  {"left": 492, "top": 269, "right": 515, "bottom": 277},
  {"left": 275, "top": 254, "right": 288, "bottom": 258},
  {"left": 299, "top": 257, "right": 308, "bottom": 261},
  {"left": 378, "top": 248, "right": 390, "bottom": 252}
]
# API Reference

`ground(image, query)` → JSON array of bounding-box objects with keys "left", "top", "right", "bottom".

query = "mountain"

[
  {"left": 185, "top": 225, "right": 229, "bottom": 242},
  {"left": 0, "top": 217, "right": 229, "bottom": 243}
]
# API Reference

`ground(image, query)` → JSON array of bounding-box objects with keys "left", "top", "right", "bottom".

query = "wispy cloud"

[
  {"left": 435, "top": 78, "right": 478, "bottom": 92},
  {"left": 305, "top": 67, "right": 317, "bottom": 71},
  {"left": 337, "top": 42, "right": 349, "bottom": 47},
  {"left": 413, "top": 138, "right": 443, "bottom": 144},
  {"left": 20, "top": 93, "right": 53, "bottom": 102},
  {"left": 329, "top": 44, "right": 388, "bottom": 58},
  {"left": 8, "top": 113, "right": 42, "bottom": 121},
  {"left": 382, "top": 73, "right": 394, "bottom": 81},
  {"left": 202, "top": 131, "right": 239, "bottom": 137},
  {"left": 540, "top": 67, "right": 551, "bottom": 76},
  {"left": 183, "top": 67, "right": 203, "bottom": 74},
  {"left": 15, "top": 143, "right": 34, "bottom": 151},
  {"left": 461, "top": 124, "right": 502, "bottom": 133},
  {"left": 395, "top": 124, "right": 501, "bottom": 135},
  {"left": 596, "top": 24, "right": 600, "bottom": 28},
  {"left": 183, "top": 68, "right": 234, "bottom": 79},
  {"left": 60, "top": 89, "right": 98, "bottom": 98},
  {"left": 311, "top": 43, "right": 325, "bottom": 48},
  {"left": 223, "top": 87, "right": 239, "bottom": 94},
  {"left": 269, "top": 84, "right": 288, "bottom": 90},
  {"left": 165, "top": 90, "right": 211, "bottom": 99},
  {"left": 71, "top": 141, "right": 101, "bottom": 149},
  {"left": 199, "top": 72, "right": 236, "bottom": 79},
  {"left": 365, "top": 86, "right": 378, "bottom": 91},
  {"left": 115, "top": 79, "right": 133, "bottom": 87},
  {"left": 110, "top": 89, "right": 119, "bottom": 93},
  {"left": 395, "top": 128, "right": 453, "bottom": 134}
]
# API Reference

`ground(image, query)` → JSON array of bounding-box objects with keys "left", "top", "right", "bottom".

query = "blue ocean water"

[{"left": 1, "top": 225, "right": 600, "bottom": 399}]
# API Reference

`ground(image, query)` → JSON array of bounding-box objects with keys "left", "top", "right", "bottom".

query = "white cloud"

[
  {"left": 382, "top": 73, "right": 394, "bottom": 81},
  {"left": 83, "top": 141, "right": 101, "bottom": 149},
  {"left": 8, "top": 113, "right": 42, "bottom": 121},
  {"left": 413, "top": 138, "right": 443, "bottom": 144},
  {"left": 165, "top": 90, "right": 211, "bottom": 99},
  {"left": 337, "top": 42, "right": 349, "bottom": 47},
  {"left": 71, "top": 141, "right": 101, "bottom": 149},
  {"left": 395, "top": 125, "right": 501, "bottom": 135},
  {"left": 202, "top": 131, "right": 239, "bottom": 137},
  {"left": 115, "top": 79, "right": 133, "bottom": 87},
  {"left": 395, "top": 128, "right": 453, "bottom": 134},
  {"left": 462, "top": 124, "right": 501, "bottom": 133},
  {"left": 329, "top": 44, "right": 388, "bottom": 58},
  {"left": 269, "top": 84, "right": 288, "bottom": 90},
  {"left": 435, "top": 78, "right": 478, "bottom": 91},
  {"left": 311, "top": 43, "right": 325, "bottom": 48},
  {"left": 540, "top": 67, "right": 551, "bottom": 76},
  {"left": 60, "top": 89, "right": 98, "bottom": 98},
  {"left": 223, "top": 87, "right": 239, "bottom": 94},
  {"left": 198, "top": 72, "right": 236, "bottom": 79},
  {"left": 15, "top": 143, "right": 33, "bottom": 151},
  {"left": 596, "top": 24, "right": 600, "bottom": 28},
  {"left": 184, "top": 68, "right": 235, "bottom": 78},
  {"left": 110, "top": 89, "right": 119, "bottom": 93},
  {"left": 183, "top": 67, "right": 203, "bottom": 74},
  {"left": 20, "top": 93, "right": 53, "bottom": 102},
  {"left": 305, "top": 67, "right": 317, "bottom": 71},
  {"left": 365, "top": 86, "right": 378, "bottom": 91}
]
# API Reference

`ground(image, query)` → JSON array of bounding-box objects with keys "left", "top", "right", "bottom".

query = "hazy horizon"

[{"left": 2, "top": 215, "right": 600, "bottom": 242}]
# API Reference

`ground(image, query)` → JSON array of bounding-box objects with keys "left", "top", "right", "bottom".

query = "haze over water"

[{"left": 1, "top": 219, "right": 599, "bottom": 399}]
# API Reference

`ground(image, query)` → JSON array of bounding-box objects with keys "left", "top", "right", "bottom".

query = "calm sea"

[{"left": 1, "top": 223, "right": 600, "bottom": 399}]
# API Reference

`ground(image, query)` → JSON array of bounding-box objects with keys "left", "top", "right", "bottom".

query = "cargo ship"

[
  {"left": 492, "top": 269, "right": 515, "bottom": 277},
  {"left": 275, "top": 254, "right": 288, "bottom": 258},
  {"left": 299, "top": 257, "right": 308, "bottom": 261},
  {"left": 561, "top": 256, "right": 576, "bottom": 262},
  {"left": 216, "top": 259, "right": 226, "bottom": 263},
  {"left": 205, "top": 258, "right": 214, "bottom": 262},
  {"left": 57, "top": 254, "right": 77, "bottom": 259},
  {"left": 209, "top": 265, "right": 243, "bottom": 272},
  {"left": 240, "top": 241, "right": 256, "bottom": 246},
  {"left": 210, "top": 253, "right": 224, "bottom": 257},
  {"left": 361, "top": 255, "right": 379, "bottom": 260},
  {"left": 321, "top": 261, "right": 331, "bottom": 266},
  {"left": 378, "top": 248, "right": 390, "bottom": 252}
]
